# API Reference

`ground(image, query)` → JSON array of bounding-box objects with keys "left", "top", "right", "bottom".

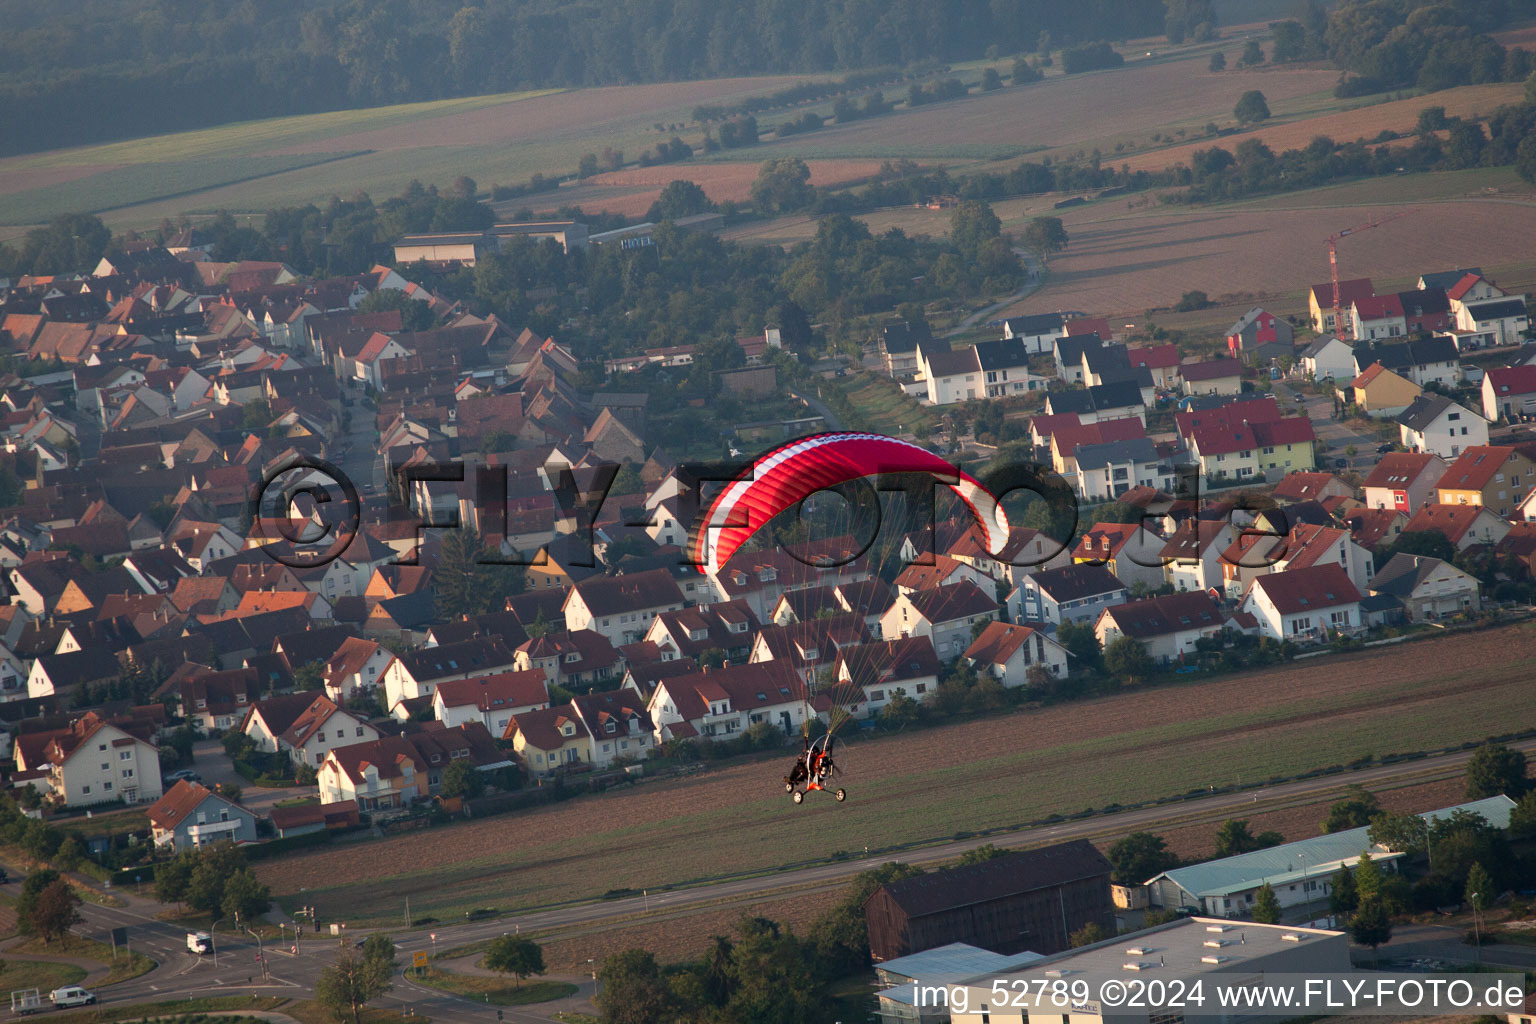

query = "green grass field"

[
  {"left": 0, "top": 958, "right": 85, "bottom": 992},
  {"left": 412, "top": 968, "right": 578, "bottom": 1006},
  {"left": 837, "top": 373, "right": 939, "bottom": 436},
  {"left": 265, "top": 624, "right": 1536, "bottom": 925}
]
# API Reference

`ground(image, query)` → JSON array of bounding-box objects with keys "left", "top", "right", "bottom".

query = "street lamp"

[
  {"left": 246, "top": 925, "right": 268, "bottom": 980},
  {"left": 430, "top": 932, "right": 437, "bottom": 959},
  {"left": 1470, "top": 892, "right": 1483, "bottom": 964}
]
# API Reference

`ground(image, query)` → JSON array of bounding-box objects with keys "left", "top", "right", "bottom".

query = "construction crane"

[{"left": 1327, "top": 211, "right": 1407, "bottom": 340}]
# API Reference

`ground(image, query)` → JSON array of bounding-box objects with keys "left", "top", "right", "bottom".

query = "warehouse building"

[
  {"left": 948, "top": 917, "right": 1350, "bottom": 1024},
  {"left": 865, "top": 839, "right": 1115, "bottom": 961}
]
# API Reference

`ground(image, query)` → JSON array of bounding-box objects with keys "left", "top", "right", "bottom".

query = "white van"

[
  {"left": 187, "top": 931, "right": 212, "bottom": 954},
  {"left": 49, "top": 987, "right": 95, "bottom": 1008}
]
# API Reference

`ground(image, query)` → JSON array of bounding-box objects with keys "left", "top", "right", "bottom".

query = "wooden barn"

[{"left": 864, "top": 839, "right": 1114, "bottom": 962}]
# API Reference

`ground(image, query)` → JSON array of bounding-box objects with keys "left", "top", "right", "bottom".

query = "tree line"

[{"left": 0, "top": 0, "right": 1167, "bottom": 156}]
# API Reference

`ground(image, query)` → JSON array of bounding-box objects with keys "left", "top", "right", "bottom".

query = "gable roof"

[
  {"left": 1249, "top": 563, "right": 1361, "bottom": 613},
  {"left": 870, "top": 839, "right": 1110, "bottom": 918},
  {"left": 147, "top": 779, "right": 243, "bottom": 831},
  {"left": 1439, "top": 446, "right": 1523, "bottom": 492},
  {"left": 1026, "top": 563, "right": 1127, "bottom": 602},
  {"left": 1363, "top": 452, "right": 1442, "bottom": 489},
  {"left": 434, "top": 669, "right": 549, "bottom": 712},
  {"left": 962, "top": 621, "right": 1048, "bottom": 667},
  {"left": 899, "top": 580, "right": 998, "bottom": 624},
  {"left": 569, "top": 569, "right": 684, "bottom": 616},
  {"left": 1100, "top": 591, "right": 1223, "bottom": 638},
  {"left": 1370, "top": 553, "right": 1470, "bottom": 598}
]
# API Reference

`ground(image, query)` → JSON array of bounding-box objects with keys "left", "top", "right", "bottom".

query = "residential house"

[
  {"left": 569, "top": 689, "right": 654, "bottom": 769},
  {"left": 1343, "top": 507, "right": 1408, "bottom": 553},
  {"left": 1310, "top": 278, "right": 1374, "bottom": 334},
  {"left": 1370, "top": 554, "right": 1481, "bottom": 622},
  {"left": 1353, "top": 337, "right": 1461, "bottom": 389},
  {"left": 646, "top": 662, "right": 812, "bottom": 743},
  {"left": 1238, "top": 564, "right": 1363, "bottom": 642},
  {"left": 1397, "top": 394, "right": 1488, "bottom": 458},
  {"left": 1187, "top": 416, "right": 1315, "bottom": 484},
  {"left": 1341, "top": 363, "right": 1421, "bottom": 418},
  {"left": 1070, "top": 522, "right": 1165, "bottom": 593},
  {"left": 1225, "top": 307, "right": 1294, "bottom": 363},
  {"left": 1300, "top": 336, "right": 1355, "bottom": 381},
  {"left": 1158, "top": 519, "right": 1238, "bottom": 593},
  {"left": 878, "top": 581, "right": 1000, "bottom": 661},
  {"left": 564, "top": 569, "right": 686, "bottom": 646},
  {"left": 26, "top": 646, "right": 122, "bottom": 700},
  {"left": 1128, "top": 343, "right": 1182, "bottom": 389},
  {"left": 834, "top": 637, "right": 942, "bottom": 717},
  {"left": 879, "top": 321, "right": 934, "bottom": 377},
  {"left": 432, "top": 670, "right": 550, "bottom": 737},
  {"left": 962, "top": 622, "right": 1068, "bottom": 685},
  {"left": 168, "top": 667, "right": 254, "bottom": 731},
  {"left": 1273, "top": 522, "right": 1375, "bottom": 594},
  {"left": 1093, "top": 591, "right": 1226, "bottom": 665},
  {"left": 15, "top": 712, "right": 162, "bottom": 807},
  {"left": 1071, "top": 438, "right": 1178, "bottom": 502},
  {"left": 1012, "top": 564, "right": 1129, "bottom": 626},
  {"left": 279, "top": 694, "right": 380, "bottom": 768},
  {"left": 1272, "top": 471, "right": 1353, "bottom": 505},
  {"left": 1363, "top": 453, "right": 1448, "bottom": 514},
  {"left": 749, "top": 614, "right": 869, "bottom": 685},
  {"left": 240, "top": 690, "right": 325, "bottom": 753},
  {"left": 1351, "top": 294, "right": 1407, "bottom": 340},
  {"left": 1481, "top": 366, "right": 1536, "bottom": 423},
  {"left": 147, "top": 780, "right": 258, "bottom": 851},
  {"left": 513, "top": 628, "right": 623, "bottom": 692},
  {"left": 317, "top": 735, "right": 429, "bottom": 812},
  {"left": 1456, "top": 296, "right": 1530, "bottom": 345},
  {"left": 1043, "top": 381, "right": 1146, "bottom": 425},
  {"left": 1001, "top": 312, "right": 1067, "bottom": 355},
  {"left": 892, "top": 555, "right": 995, "bottom": 597},
  {"left": 642, "top": 601, "right": 759, "bottom": 663},
  {"left": 1402, "top": 503, "right": 1511, "bottom": 552},
  {"left": 1180, "top": 358, "right": 1244, "bottom": 396},
  {"left": 974, "top": 339, "right": 1040, "bottom": 397},
  {"left": 917, "top": 346, "right": 982, "bottom": 405},
  {"left": 504, "top": 703, "right": 592, "bottom": 776},
  {"left": 322, "top": 636, "right": 392, "bottom": 703},
  {"left": 1436, "top": 446, "right": 1536, "bottom": 517},
  {"left": 380, "top": 637, "right": 516, "bottom": 716}
]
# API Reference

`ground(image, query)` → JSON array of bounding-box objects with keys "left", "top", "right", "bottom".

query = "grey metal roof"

[
  {"left": 1370, "top": 552, "right": 1473, "bottom": 599},
  {"left": 1463, "top": 297, "right": 1528, "bottom": 320},
  {"left": 1395, "top": 392, "right": 1455, "bottom": 431},
  {"left": 1148, "top": 796, "right": 1516, "bottom": 897},
  {"left": 1074, "top": 437, "right": 1159, "bottom": 470},
  {"left": 975, "top": 338, "right": 1033, "bottom": 371},
  {"left": 1301, "top": 335, "right": 1349, "bottom": 358},
  {"left": 1420, "top": 268, "right": 1481, "bottom": 290},
  {"left": 1004, "top": 312, "right": 1066, "bottom": 336},
  {"left": 876, "top": 942, "right": 1043, "bottom": 982}
]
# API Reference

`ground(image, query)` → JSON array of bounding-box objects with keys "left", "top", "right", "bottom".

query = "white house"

[
  {"left": 1094, "top": 591, "right": 1225, "bottom": 666},
  {"left": 1362, "top": 452, "right": 1448, "bottom": 514},
  {"left": 1002, "top": 313, "right": 1067, "bottom": 354},
  {"left": 1158, "top": 519, "right": 1237, "bottom": 593},
  {"left": 1238, "top": 564, "right": 1362, "bottom": 643},
  {"left": 1457, "top": 296, "right": 1530, "bottom": 346},
  {"left": 1481, "top": 366, "right": 1536, "bottom": 423},
  {"left": 1011, "top": 563, "right": 1129, "bottom": 626},
  {"left": 1369, "top": 553, "right": 1480, "bottom": 621},
  {"left": 278, "top": 695, "right": 381, "bottom": 768},
  {"left": 1299, "top": 336, "right": 1355, "bottom": 381},
  {"left": 432, "top": 669, "right": 550, "bottom": 737},
  {"left": 646, "top": 662, "right": 811, "bottom": 742},
  {"left": 962, "top": 622, "right": 1069, "bottom": 684},
  {"left": 13, "top": 713, "right": 163, "bottom": 807},
  {"left": 1397, "top": 394, "right": 1488, "bottom": 459},
  {"left": 834, "top": 637, "right": 942, "bottom": 717},
  {"left": 380, "top": 637, "right": 517, "bottom": 716},
  {"left": 318, "top": 736, "right": 428, "bottom": 812},
  {"left": 917, "top": 345, "right": 983, "bottom": 405},
  {"left": 563, "top": 569, "right": 685, "bottom": 646},
  {"left": 878, "top": 580, "right": 1000, "bottom": 661}
]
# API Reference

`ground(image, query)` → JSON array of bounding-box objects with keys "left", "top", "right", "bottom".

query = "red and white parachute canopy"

[{"left": 690, "top": 432, "right": 1011, "bottom": 577}]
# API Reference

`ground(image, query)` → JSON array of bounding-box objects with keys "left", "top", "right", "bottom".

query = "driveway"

[{"left": 189, "top": 738, "right": 317, "bottom": 815}]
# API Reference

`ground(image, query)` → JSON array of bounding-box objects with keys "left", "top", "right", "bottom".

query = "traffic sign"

[{"left": 412, "top": 951, "right": 429, "bottom": 968}]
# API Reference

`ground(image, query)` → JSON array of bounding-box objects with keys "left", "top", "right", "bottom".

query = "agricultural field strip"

[{"left": 266, "top": 631, "right": 1535, "bottom": 917}]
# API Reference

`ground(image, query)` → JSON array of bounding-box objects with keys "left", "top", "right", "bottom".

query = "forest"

[{"left": 0, "top": 0, "right": 1165, "bottom": 156}]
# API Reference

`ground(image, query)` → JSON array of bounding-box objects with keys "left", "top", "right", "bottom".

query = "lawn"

[
  {"left": 0, "top": 957, "right": 85, "bottom": 991},
  {"left": 48, "top": 997, "right": 288, "bottom": 1024},
  {"left": 282, "top": 1001, "right": 428, "bottom": 1024},
  {"left": 8, "top": 934, "right": 157, "bottom": 985},
  {"left": 257, "top": 623, "right": 1536, "bottom": 925},
  {"left": 836, "top": 373, "right": 940, "bottom": 437},
  {"left": 411, "top": 966, "right": 578, "bottom": 1006}
]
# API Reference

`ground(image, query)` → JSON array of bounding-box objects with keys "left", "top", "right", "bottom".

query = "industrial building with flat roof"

[{"left": 949, "top": 917, "right": 1350, "bottom": 1024}]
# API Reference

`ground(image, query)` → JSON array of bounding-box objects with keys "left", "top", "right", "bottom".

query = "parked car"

[
  {"left": 49, "top": 987, "right": 95, "bottom": 1008},
  {"left": 165, "top": 769, "right": 202, "bottom": 784},
  {"left": 1333, "top": 457, "right": 1349, "bottom": 468},
  {"left": 1376, "top": 443, "right": 1393, "bottom": 453}
]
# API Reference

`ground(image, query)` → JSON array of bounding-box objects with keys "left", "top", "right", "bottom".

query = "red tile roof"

[
  {"left": 1249, "top": 563, "right": 1361, "bottom": 613},
  {"left": 1363, "top": 452, "right": 1441, "bottom": 489},
  {"left": 1439, "top": 446, "right": 1523, "bottom": 492},
  {"left": 434, "top": 670, "right": 549, "bottom": 712},
  {"left": 962, "top": 622, "right": 1044, "bottom": 666},
  {"left": 1099, "top": 590, "right": 1223, "bottom": 638}
]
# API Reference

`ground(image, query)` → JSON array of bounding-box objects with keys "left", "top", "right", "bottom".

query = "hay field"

[
  {"left": 997, "top": 195, "right": 1536, "bottom": 319},
  {"left": 765, "top": 59, "right": 1341, "bottom": 161},
  {"left": 544, "top": 159, "right": 892, "bottom": 218},
  {"left": 254, "top": 623, "right": 1536, "bottom": 924},
  {"left": 0, "top": 74, "right": 823, "bottom": 228},
  {"left": 1117, "top": 82, "right": 1526, "bottom": 174}
]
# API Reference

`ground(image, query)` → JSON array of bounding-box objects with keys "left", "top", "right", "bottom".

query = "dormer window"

[
  {"left": 606, "top": 721, "right": 616, "bottom": 733},
  {"left": 688, "top": 628, "right": 708, "bottom": 641},
  {"left": 561, "top": 724, "right": 574, "bottom": 736}
]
